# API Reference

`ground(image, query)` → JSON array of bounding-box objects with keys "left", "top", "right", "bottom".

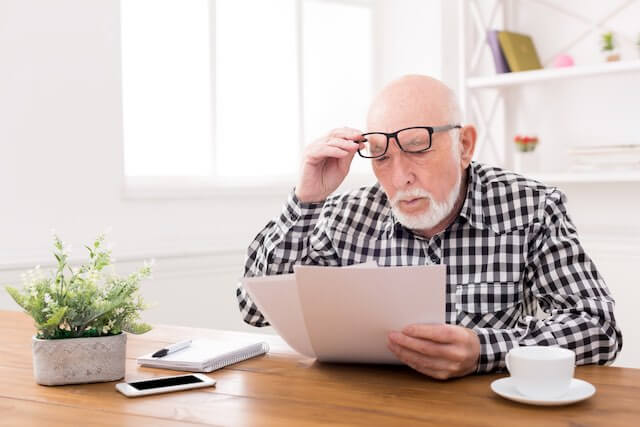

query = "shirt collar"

[{"left": 458, "top": 162, "right": 488, "bottom": 231}]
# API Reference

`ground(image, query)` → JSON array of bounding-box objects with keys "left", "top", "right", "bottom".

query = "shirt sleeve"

[
  {"left": 473, "top": 189, "right": 623, "bottom": 373},
  {"left": 236, "top": 189, "right": 341, "bottom": 327}
]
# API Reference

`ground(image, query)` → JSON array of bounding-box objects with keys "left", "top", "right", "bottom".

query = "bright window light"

[
  {"left": 121, "top": 0, "right": 374, "bottom": 183},
  {"left": 121, "top": 0, "right": 213, "bottom": 177},
  {"left": 302, "top": 0, "right": 374, "bottom": 175},
  {"left": 215, "top": 0, "right": 299, "bottom": 179}
]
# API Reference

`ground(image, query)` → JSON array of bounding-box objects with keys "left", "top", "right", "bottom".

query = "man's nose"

[{"left": 389, "top": 145, "right": 416, "bottom": 189}]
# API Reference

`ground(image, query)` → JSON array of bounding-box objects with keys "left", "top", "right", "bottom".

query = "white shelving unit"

[
  {"left": 530, "top": 170, "right": 640, "bottom": 184},
  {"left": 458, "top": 0, "right": 640, "bottom": 184},
  {"left": 467, "top": 59, "right": 640, "bottom": 90}
]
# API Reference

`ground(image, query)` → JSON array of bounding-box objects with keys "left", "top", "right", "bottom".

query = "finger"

[
  {"left": 402, "top": 324, "right": 461, "bottom": 344},
  {"left": 308, "top": 145, "right": 352, "bottom": 160},
  {"left": 328, "top": 127, "right": 366, "bottom": 141},
  {"left": 387, "top": 340, "right": 454, "bottom": 378},
  {"left": 388, "top": 331, "right": 461, "bottom": 361},
  {"left": 325, "top": 137, "right": 362, "bottom": 152}
]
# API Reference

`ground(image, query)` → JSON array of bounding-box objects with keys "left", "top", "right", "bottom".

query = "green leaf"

[
  {"left": 5, "top": 286, "right": 29, "bottom": 311},
  {"left": 123, "top": 322, "right": 152, "bottom": 335},
  {"left": 42, "top": 306, "right": 68, "bottom": 328}
]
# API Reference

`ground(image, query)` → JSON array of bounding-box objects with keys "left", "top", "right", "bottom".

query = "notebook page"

[{"left": 137, "top": 339, "right": 266, "bottom": 370}]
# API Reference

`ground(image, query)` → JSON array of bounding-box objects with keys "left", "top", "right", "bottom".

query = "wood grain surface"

[{"left": 1, "top": 310, "right": 637, "bottom": 426}]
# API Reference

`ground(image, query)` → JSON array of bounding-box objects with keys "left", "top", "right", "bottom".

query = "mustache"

[{"left": 390, "top": 188, "right": 433, "bottom": 206}]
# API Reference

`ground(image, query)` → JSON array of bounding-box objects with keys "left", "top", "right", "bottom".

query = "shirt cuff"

[
  {"left": 474, "top": 328, "right": 520, "bottom": 373},
  {"left": 277, "top": 188, "right": 326, "bottom": 230}
]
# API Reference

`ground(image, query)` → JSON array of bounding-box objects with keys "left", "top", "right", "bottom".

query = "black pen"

[{"left": 151, "top": 339, "right": 192, "bottom": 358}]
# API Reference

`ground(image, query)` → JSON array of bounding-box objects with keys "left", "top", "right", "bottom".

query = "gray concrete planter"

[{"left": 32, "top": 333, "right": 126, "bottom": 385}]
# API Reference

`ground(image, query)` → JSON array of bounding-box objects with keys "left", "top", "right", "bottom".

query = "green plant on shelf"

[{"left": 601, "top": 32, "right": 615, "bottom": 52}]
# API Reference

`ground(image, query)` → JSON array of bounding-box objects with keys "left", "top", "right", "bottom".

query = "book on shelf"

[
  {"left": 487, "top": 30, "right": 511, "bottom": 73},
  {"left": 568, "top": 144, "right": 640, "bottom": 171},
  {"left": 497, "top": 31, "right": 542, "bottom": 72}
]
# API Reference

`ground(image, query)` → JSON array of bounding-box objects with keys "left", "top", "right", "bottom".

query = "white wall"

[{"left": 373, "top": 0, "right": 443, "bottom": 87}]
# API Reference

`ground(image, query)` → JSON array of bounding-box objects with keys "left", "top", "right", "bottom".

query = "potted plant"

[
  {"left": 5, "top": 233, "right": 152, "bottom": 385},
  {"left": 601, "top": 32, "right": 620, "bottom": 62}
]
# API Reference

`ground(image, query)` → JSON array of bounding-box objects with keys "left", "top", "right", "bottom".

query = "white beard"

[{"left": 389, "top": 170, "right": 462, "bottom": 231}]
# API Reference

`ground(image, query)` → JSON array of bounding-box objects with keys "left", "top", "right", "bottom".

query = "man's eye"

[{"left": 375, "top": 155, "right": 389, "bottom": 163}]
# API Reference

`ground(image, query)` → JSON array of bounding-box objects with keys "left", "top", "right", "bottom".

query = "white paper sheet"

[
  {"left": 242, "top": 263, "right": 446, "bottom": 364},
  {"left": 294, "top": 264, "right": 446, "bottom": 364},
  {"left": 242, "top": 274, "right": 316, "bottom": 357}
]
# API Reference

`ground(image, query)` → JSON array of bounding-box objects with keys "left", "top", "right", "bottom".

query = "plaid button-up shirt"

[{"left": 237, "top": 162, "right": 622, "bottom": 372}]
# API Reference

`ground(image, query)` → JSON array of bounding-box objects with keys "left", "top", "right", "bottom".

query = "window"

[
  {"left": 121, "top": 0, "right": 375, "bottom": 188},
  {"left": 121, "top": 0, "right": 213, "bottom": 177},
  {"left": 215, "top": 0, "right": 299, "bottom": 180},
  {"left": 302, "top": 0, "right": 373, "bottom": 175}
]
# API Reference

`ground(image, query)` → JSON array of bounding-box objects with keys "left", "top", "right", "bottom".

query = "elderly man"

[{"left": 236, "top": 75, "right": 622, "bottom": 380}]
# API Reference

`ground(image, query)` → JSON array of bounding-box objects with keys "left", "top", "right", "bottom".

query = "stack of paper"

[{"left": 242, "top": 263, "right": 446, "bottom": 364}]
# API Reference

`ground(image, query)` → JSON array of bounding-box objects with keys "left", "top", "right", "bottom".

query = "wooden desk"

[{"left": 1, "top": 310, "right": 638, "bottom": 426}]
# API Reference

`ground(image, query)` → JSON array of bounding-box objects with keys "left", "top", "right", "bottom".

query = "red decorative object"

[{"left": 514, "top": 135, "right": 539, "bottom": 152}]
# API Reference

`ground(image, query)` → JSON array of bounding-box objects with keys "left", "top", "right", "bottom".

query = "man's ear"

[{"left": 459, "top": 125, "right": 476, "bottom": 168}]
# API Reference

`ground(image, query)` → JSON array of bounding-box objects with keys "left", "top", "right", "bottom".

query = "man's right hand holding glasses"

[{"left": 295, "top": 127, "right": 365, "bottom": 204}]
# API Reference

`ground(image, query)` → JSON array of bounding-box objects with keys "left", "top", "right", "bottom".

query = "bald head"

[{"left": 366, "top": 75, "right": 461, "bottom": 132}]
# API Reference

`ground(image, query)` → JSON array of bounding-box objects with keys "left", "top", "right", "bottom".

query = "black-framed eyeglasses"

[{"left": 357, "top": 124, "right": 462, "bottom": 159}]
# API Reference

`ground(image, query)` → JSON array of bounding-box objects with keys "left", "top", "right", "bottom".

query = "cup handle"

[{"left": 505, "top": 352, "right": 511, "bottom": 373}]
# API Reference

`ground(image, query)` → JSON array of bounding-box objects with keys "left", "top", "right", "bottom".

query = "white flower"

[
  {"left": 59, "top": 321, "right": 71, "bottom": 331},
  {"left": 102, "top": 325, "right": 110, "bottom": 334},
  {"left": 43, "top": 293, "right": 52, "bottom": 305}
]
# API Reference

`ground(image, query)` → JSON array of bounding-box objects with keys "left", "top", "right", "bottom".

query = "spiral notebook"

[{"left": 136, "top": 339, "right": 270, "bottom": 372}]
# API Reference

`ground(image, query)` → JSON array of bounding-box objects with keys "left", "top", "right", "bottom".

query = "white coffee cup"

[{"left": 505, "top": 346, "right": 576, "bottom": 399}]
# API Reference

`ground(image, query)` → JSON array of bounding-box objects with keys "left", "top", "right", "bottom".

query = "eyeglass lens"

[{"left": 360, "top": 128, "right": 431, "bottom": 158}]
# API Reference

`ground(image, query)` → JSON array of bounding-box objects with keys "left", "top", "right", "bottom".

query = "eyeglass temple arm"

[{"left": 431, "top": 124, "right": 462, "bottom": 132}]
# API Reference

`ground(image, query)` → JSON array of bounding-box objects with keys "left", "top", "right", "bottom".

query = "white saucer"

[{"left": 490, "top": 377, "right": 596, "bottom": 406}]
